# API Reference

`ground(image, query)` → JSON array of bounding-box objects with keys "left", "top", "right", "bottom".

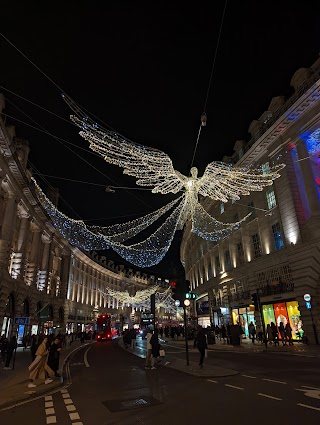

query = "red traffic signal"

[{"left": 170, "top": 281, "right": 177, "bottom": 288}]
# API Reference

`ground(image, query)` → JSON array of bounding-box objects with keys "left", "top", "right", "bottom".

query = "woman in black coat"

[
  {"left": 47, "top": 338, "right": 62, "bottom": 377},
  {"left": 194, "top": 327, "right": 208, "bottom": 368},
  {"left": 150, "top": 330, "right": 161, "bottom": 369}
]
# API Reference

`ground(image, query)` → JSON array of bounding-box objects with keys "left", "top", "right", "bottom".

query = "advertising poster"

[
  {"left": 286, "top": 301, "right": 303, "bottom": 340},
  {"left": 262, "top": 304, "right": 276, "bottom": 326},
  {"left": 232, "top": 309, "right": 239, "bottom": 325},
  {"left": 273, "top": 302, "right": 289, "bottom": 327}
]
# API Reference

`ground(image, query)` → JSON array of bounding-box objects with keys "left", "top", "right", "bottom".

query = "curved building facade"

[
  {"left": 0, "top": 95, "right": 169, "bottom": 341},
  {"left": 181, "top": 57, "right": 320, "bottom": 344}
]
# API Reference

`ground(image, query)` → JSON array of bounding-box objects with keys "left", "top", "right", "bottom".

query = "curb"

[
  {"left": 118, "top": 338, "right": 239, "bottom": 378},
  {"left": 0, "top": 341, "right": 94, "bottom": 411},
  {"left": 0, "top": 379, "right": 64, "bottom": 411}
]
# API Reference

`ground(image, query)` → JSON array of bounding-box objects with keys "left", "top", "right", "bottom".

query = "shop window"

[
  {"left": 266, "top": 188, "right": 277, "bottom": 210},
  {"left": 252, "top": 233, "right": 262, "bottom": 258},
  {"left": 272, "top": 222, "right": 284, "bottom": 250},
  {"left": 220, "top": 203, "right": 225, "bottom": 214},
  {"left": 224, "top": 250, "right": 231, "bottom": 271},
  {"left": 237, "top": 242, "right": 245, "bottom": 264}
]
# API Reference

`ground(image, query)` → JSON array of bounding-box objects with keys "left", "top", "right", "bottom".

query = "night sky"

[{"left": 1, "top": 2, "right": 320, "bottom": 277}]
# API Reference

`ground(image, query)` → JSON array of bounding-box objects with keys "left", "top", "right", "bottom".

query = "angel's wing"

[
  {"left": 197, "top": 161, "right": 285, "bottom": 202},
  {"left": 63, "top": 95, "right": 186, "bottom": 194}
]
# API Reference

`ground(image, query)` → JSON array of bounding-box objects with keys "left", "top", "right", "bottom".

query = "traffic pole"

[
  {"left": 310, "top": 308, "right": 319, "bottom": 345},
  {"left": 183, "top": 305, "right": 189, "bottom": 366},
  {"left": 257, "top": 292, "right": 268, "bottom": 350}
]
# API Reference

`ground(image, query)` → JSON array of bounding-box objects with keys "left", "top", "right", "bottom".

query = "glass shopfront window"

[
  {"left": 262, "top": 300, "right": 303, "bottom": 340},
  {"left": 232, "top": 305, "right": 255, "bottom": 337}
]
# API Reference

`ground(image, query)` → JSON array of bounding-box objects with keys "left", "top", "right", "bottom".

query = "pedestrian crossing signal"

[{"left": 186, "top": 293, "right": 198, "bottom": 300}]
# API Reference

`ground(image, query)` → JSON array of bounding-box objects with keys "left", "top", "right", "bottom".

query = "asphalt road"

[{"left": 1, "top": 338, "right": 319, "bottom": 425}]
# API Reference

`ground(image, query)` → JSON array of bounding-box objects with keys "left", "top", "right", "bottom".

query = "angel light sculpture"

[{"left": 32, "top": 95, "right": 285, "bottom": 267}]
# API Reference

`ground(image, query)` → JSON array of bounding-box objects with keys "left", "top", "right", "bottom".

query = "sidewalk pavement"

[
  {"left": 119, "top": 338, "right": 239, "bottom": 378},
  {"left": 0, "top": 339, "right": 92, "bottom": 409},
  {"left": 164, "top": 336, "right": 320, "bottom": 357}
]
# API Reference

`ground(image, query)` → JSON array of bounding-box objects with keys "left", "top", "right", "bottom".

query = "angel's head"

[{"left": 190, "top": 167, "right": 198, "bottom": 178}]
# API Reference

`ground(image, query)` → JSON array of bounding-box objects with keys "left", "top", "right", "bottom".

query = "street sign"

[
  {"left": 305, "top": 301, "right": 312, "bottom": 309},
  {"left": 304, "top": 293, "right": 311, "bottom": 302},
  {"left": 14, "top": 317, "right": 29, "bottom": 325}
]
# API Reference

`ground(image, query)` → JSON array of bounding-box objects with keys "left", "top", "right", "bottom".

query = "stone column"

[
  {"left": 0, "top": 192, "right": 17, "bottom": 271},
  {"left": 25, "top": 222, "right": 41, "bottom": 286},
  {"left": 296, "top": 140, "right": 320, "bottom": 217},
  {"left": 36, "top": 233, "right": 51, "bottom": 291},
  {"left": 10, "top": 203, "right": 30, "bottom": 278},
  {"left": 60, "top": 253, "right": 70, "bottom": 300}
]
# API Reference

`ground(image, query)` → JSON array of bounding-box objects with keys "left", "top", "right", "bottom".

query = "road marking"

[
  {"left": 45, "top": 396, "right": 53, "bottom": 401},
  {"left": 295, "top": 388, "right": 320, "bottom": 400},
  {"left": 61, "top": 389, "right": 68, "bottom": 393},
  {"left": 225, "top": 384, "right": 244, "bottom": 390},
  {"left": 46, "top": 417, "right": 57, "bottom": 424},
  {"left": 45, "top": 408, "right": 55, "bottom": 415},
  {"left": 84, "top": 347, "right": 91, "bottom": 367},
  {"left": 297, "top": 403, "right": 320, "bottom": 412},
  {"left": 66, "top": 405, "right": 77, "bottom": 412},
  {"left": 242, "top": 375, "right": 256, "bottom": 379},
  {"left": 69, "top": 412, "right": 81, "bottom": 420},
  {"left": 258, "top": 393, "right": 282, "bottom": 401},
  {"left": 207, "top": 379, "right": 218, "bottom": 383},
  {"left": 62, "top": 393, "right": 70, "bottom": 398},
  {"left": 73, "top": 423, "right": 83, "bottom": 425},
  {"left": 301, "top": 385, "right": 320, "bottom": 391},
  {"left": 262, "top": 378, "right": 286, "bottom": 385},
  {"left": 45, "top": 401, "right": 54, "bottom": 407},
  {"left": 64, "top": 398, "right": 73, "bottom": 404}
]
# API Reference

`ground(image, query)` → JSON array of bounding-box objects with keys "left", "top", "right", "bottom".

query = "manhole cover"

[{"left": 102, "top": 395, "right": 162, "bottom": 412}]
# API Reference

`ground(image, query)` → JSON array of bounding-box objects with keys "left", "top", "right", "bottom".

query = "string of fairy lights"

[
  {"left": 31, "top": 95, "right": 286, "bottom": 268},
  {"left": 98, "top": 286, "right": 177, "bottom": 313}
]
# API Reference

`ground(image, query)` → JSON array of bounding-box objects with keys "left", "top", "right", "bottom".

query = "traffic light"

[
  {"left": 170, "top": 279, "right": 195, "bottom": 305},
  {"left": 251, "top": 293, "right": 259, "bottom": 310},
  {"left": 170, "top": 280, "right": 177, "bottom": 295}
]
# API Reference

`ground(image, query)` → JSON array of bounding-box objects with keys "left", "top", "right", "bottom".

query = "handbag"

[{"left": 159, "top": 349, "right": 165, "bottom": 357}]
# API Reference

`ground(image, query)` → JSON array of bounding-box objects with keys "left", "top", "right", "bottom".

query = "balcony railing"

[{"left": 259, "top": 281, "right": 294, "bottom": 297}]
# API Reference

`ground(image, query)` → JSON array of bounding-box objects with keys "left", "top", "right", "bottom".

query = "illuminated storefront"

[
  {"left": 231, "top": 305, "right": 255, "bottom": 337},
  {"left": 262, "top": 300, "right": 303, "bottom": 340}
]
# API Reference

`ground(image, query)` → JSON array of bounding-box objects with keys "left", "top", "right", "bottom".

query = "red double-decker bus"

[{"left": 96, "top": 314, "right": 117, "bottom": 341}]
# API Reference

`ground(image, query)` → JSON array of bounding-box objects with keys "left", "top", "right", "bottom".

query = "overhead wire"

[
  {"left": 190, "top": 0, "right": 228, "bottom": 170},
  {"left": 4, "top": 97, "right": 156, "bottom": 217},
  {"left": 3, "top": 98, "right": 156, "bottom": 211},
  {"left": 0, "top": 33, "right": 158, "bottom": 210}
]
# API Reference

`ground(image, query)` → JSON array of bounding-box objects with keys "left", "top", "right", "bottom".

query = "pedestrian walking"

[
  {"left": 248, "top": 321, "right": 256, "bottom": 344},
  {"left": 150, "top": 330, "right": 161, "bottom": 369},
  {"left": 3, "top": 335, "right": 17, "bottom": 369},
  {"left": 28, "top": 336, "right": 54, "bottom": 388},
  {"left": 145, "top": 329, "right": 153, "bottom": 369},
  {"left": 47, "top": 337, "right": 62, "bottom": 377},
  {"left": 194, "top": 327, "right": 208, "bottom": 368},
  {"left": 270, "top": 322, "right": 279, "bottom": 346},
  {"left": 129, "top": 328, "right": 137, "bottom": 349},
  {"left": 285, "top": 323, "right": 293, "bottom": 345},
  {"left": 279, "top": 322, "right": 287, "bottom": 345},
  {"left": 0, "top": 335, "right": 8, "bottom": 365}
]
